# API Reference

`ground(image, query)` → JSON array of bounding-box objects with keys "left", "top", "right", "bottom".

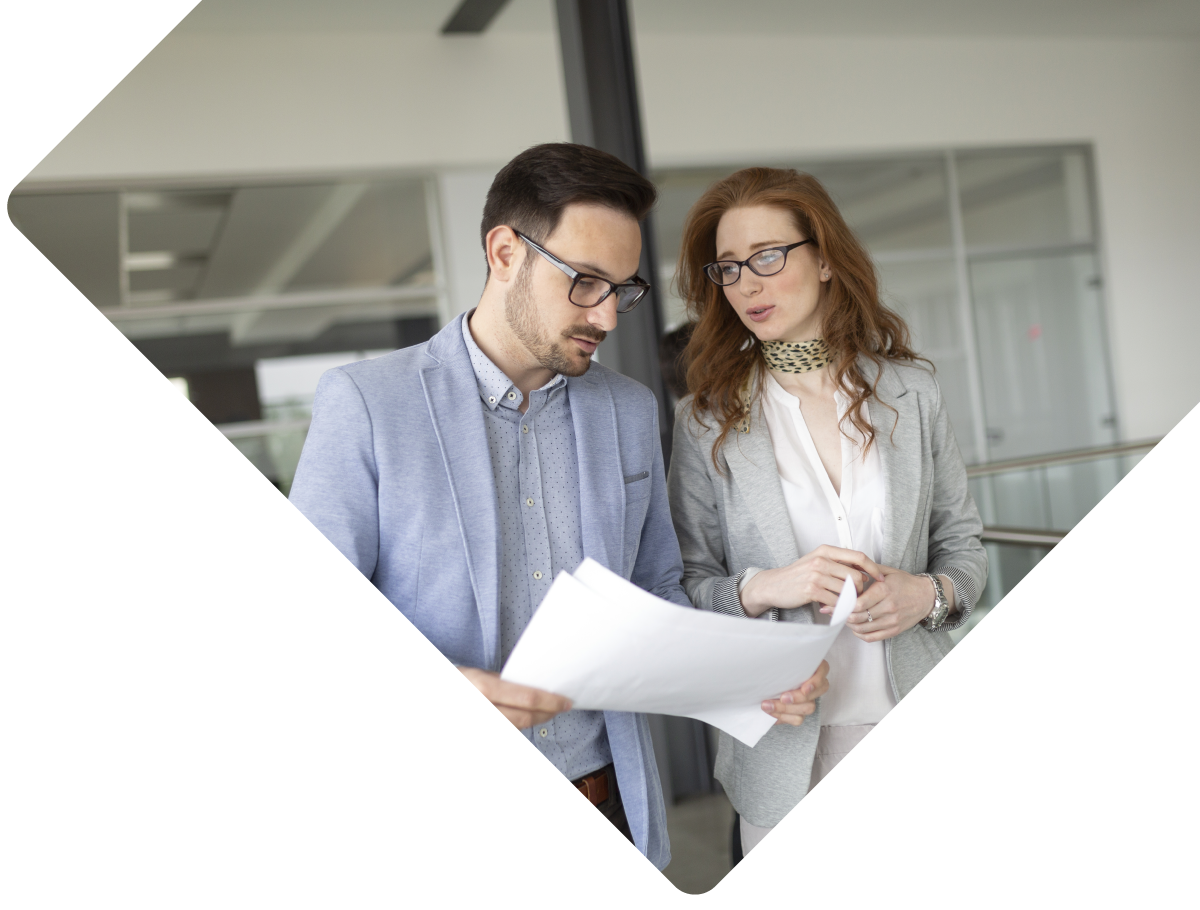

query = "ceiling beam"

[
  {"left": 254, "top": 182, "right": 368, "bottom": 295},
  {"left": 101, "top": 283, "right": 438, "bottom": 322},
  {"left": 441, "top": 0, "right": 511, "bottom": 34}
]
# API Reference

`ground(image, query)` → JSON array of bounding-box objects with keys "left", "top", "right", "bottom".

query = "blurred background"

[{"left": 8, "top": 0, "right": 1200, "bottom": 893}]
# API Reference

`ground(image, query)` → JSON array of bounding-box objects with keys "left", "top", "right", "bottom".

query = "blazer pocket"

[
  {"left": 623, "top": 472, "right": 652, "bottom": 511},
  {"left": 622, "top": 471, "right": 652, "bottom": 574}
]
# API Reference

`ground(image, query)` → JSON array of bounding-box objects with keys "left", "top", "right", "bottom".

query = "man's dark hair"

[{"left": 480, "top": 143, "right": 657, "bottom": 254}]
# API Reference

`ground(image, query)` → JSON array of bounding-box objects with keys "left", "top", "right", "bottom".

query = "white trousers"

[{"left": 739, "top": 723, "right": 875, "bottom": 855}]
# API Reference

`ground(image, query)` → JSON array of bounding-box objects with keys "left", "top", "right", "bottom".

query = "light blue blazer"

[{"left": 288, "top": 314, "right": 688, "bottom": 870}]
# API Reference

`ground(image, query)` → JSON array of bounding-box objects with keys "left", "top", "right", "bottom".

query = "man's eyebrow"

[
  {"left": 716, "top": 239, "right": 790, "bottom": 260},
  {"left": 573, "top": 259, "right": 637, "bottom": 283}
]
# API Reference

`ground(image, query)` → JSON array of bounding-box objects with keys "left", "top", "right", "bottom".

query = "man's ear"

[{"left": 485, "top": 225, "right": 524, "bottom": 283}]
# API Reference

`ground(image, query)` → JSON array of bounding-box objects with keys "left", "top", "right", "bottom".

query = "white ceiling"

[
  {"left": 630, "top": 0, "right": 1200, "bottom": 38},
  {"left": 174, "top": 0, "right": 1200, "bottom": 39},
  {"left": 174, "top": 0, "right": 551, "bottom": 35}
]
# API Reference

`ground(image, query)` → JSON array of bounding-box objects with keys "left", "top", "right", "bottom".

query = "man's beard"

[{"left": 504, "top": 260, "right": 606, "bottom": 378}]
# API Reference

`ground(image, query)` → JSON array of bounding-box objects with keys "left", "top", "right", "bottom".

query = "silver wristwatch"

[{"left": 919, "top": 573, "right": 950, "bottom": 631}]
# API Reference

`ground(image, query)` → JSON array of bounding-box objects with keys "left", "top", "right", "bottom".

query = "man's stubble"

[{"left": 504, "top": 257, "right": 606, "bottom": 378}]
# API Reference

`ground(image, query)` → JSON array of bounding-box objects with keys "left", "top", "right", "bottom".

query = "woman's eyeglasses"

[
  {"left": 516, "top": 230, "right": 650, "bottom": 313},
  {"left": 703, "top": 240, "right": 815, "bottom": 287}
]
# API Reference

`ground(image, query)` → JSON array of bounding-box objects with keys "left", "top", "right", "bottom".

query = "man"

[{"left": 289, "top": 143, "right": 826, "bottom": 869}]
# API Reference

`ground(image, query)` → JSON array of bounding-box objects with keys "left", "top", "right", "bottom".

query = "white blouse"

[{"left": 757, "top": 371, "right": 897, "bottom": 727}]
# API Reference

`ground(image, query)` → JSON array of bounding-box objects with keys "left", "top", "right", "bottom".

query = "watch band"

[{"left": 919, "top": 573, "right": 949, "bottom": 631}]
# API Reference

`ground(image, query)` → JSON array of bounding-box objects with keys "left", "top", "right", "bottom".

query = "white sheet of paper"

[{"left": 500, "top": 559, "right": 858, "bottom": 747}]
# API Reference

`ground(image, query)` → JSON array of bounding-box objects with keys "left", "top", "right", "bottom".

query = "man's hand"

[
  {"left": 458, "top": 667, "right": 573, "bottom": 730},
  {"left": 761, "top": 660, "right": 830, "bottom": 727}
]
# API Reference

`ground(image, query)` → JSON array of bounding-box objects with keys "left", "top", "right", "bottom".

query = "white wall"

[
  {"left": 24, "top": 29, "right": 569, "bottom": 183},
  {"left": 21, "top": 28, "right": 1200, "bottom": 440}
]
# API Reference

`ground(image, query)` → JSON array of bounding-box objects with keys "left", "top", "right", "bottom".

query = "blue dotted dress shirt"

[{"left": 461, "top": 315, "right": 613, "bottom": 781}]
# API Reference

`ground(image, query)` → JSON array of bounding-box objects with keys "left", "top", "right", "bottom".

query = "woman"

[{"left": 666, "top": 168, "right": 987, "bottom": 855}]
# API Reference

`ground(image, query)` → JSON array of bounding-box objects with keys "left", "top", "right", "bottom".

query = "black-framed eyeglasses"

[
  {"left": 515, "top": 230, "right": 650, "bottom": 313},
  {"left": 703, "top": 240, "right": 815, "bottom": 287}
]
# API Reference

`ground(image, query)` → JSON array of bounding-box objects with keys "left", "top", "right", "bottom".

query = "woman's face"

[{"left": 713, "top": 204, "right": 830, "bottom": 343}]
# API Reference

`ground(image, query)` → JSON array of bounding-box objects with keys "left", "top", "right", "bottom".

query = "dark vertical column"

[
  {"left": 555, "top": 0, "right": 671, "bottom": 457},
  {"left": 557, "top": 0, "right": 718, "bottom": 804}
]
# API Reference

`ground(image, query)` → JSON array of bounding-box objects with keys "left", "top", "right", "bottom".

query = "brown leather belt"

[{"left": 573, "top": 766, "right": 611, "bottom": 806}]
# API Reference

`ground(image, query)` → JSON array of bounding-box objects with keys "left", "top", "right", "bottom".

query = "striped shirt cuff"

[
  {"left": 932, "top": 565, "right": 978, "bottom": 632},
  {"left": 711, "top": 572, "right": 746, "bottom": 617},
  {"left": 712, "top": 570, "right": 778, "bottom": 622}
]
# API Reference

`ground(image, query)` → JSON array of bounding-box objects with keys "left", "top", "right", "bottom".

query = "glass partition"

[
  {"left": 957, "top": 148, "right": 1094, "bottom": 250},
  {"left": 970, "top": 252, "right": 1116, "bottom": 459},
  {"left": 11, "top": 176, "right": 441, "bottom": 485},
  {"left": 953, "top": 446, "right": 1150, "bottom": 643}
]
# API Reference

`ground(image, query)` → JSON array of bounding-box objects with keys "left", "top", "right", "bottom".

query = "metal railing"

[
  {"left": 217, "top": 417, "right": 312, "bottom": 440},
  {"left": 980, "top": 526, "right": 1067, "bottom": 547},
  {"left": 974, "top": 436, "right": 1159, "bottom": 549},
  {"left": 967, "top": 437, "right": 1159, "bottom": 479}
]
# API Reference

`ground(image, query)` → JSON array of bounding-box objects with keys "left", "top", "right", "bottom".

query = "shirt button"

[
  {"left": 522, "top": 425, "right": 529, "bottom": 433},
  {"left": 539, "top": 728, "right": 548, "bottom": 738},
  {"left": 526, "top": 497, "right": 534, "bottom": 506},
  {"left": 487, "top": 396, "right": 496, "bottom": 404},
  {"left": 533, "top": 570, "right": 543, "bottom": 580},
  {"left": 507, "top": 392, "right": 516, "bottom": 400}
]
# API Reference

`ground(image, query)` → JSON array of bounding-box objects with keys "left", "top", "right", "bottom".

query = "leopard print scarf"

[{"left": 760, "top": 338, "right": 831, "bottom": 374}]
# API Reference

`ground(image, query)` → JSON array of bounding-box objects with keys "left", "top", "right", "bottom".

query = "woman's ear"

[{"left": 818, "top": 253, "right": 833, "bottom": 283}]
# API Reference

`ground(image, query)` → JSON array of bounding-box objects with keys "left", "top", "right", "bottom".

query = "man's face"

[{"left": 505, "top": 203, "right": 643, "bottom": 377}]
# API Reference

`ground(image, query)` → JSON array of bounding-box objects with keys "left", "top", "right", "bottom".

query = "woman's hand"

[
  {"left": 761, "top": 660, "right": 829, "bottom": 726},
  {"left": 739, "top": 545, "right": 884, "bottom": 618},
  {"left": 846, "top": 567, "right": 956, "bottom": 642}
]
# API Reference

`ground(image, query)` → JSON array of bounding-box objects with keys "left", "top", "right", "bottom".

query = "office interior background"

[{"left": 9, "top": 0, "right": 1200, "bottom": 893}]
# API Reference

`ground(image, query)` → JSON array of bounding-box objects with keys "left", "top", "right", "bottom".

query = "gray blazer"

[{"left": 667, "top": 358, "right": 987, "bottom": 827}]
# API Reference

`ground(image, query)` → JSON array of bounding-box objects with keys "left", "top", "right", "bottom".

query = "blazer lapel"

[
  {"left": 867, "top": 361, "right": 922, "bottom": 571},
  {"left": 420, "top": 321, "right": 502, "bottom": 670},
  {"left": 724, "top": 400, "right": 800, "bottom": 570},
  {"left": 568, "top": 371, "right": 623, "bottom": 573}
]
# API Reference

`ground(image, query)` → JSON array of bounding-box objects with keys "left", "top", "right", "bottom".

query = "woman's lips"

[{"left": 746, "top": 305, "right": 775, "bottom": 323}]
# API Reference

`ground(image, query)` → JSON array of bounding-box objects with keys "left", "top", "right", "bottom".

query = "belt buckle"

[{"left": 576, "top": 769, "right": 608, "bottom": 806}]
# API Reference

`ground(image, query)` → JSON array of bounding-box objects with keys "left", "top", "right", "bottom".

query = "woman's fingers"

[
  {"left": 814, "top": 546, "right": 885, "bottom": 582},
  {"left": 811, "top": 573, "right": 858, "bottom": 609},
  {"left": 762, "top": 692, "right": 819, "bottom": 725},
  {"left": 761, "top": 660, "right": 830, "bottom": 724},
  {"left": 848, "top": 596, "right": 901, "bottom": 641},
  {"left": 809, "top": 554, "right": 867, "bottom": 593}
]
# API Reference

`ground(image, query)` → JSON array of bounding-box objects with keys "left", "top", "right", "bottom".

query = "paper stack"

[{"left": 501, "top": 559, "right": 857, "bottom": 747}]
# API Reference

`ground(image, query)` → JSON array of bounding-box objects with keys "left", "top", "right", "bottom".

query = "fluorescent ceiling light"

[
  {"left": 126, "top": 251, "right": 209, "bottom": 271},
  {"left": 125, "top": 191, "right": 231, "bottom": 211},
  {"left": 126, "top": 251, "right": 179, "bottom": 271}
]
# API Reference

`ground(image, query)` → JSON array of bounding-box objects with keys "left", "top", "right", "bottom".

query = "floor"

[{"left": 660, "top": 791, "right": 736, "bottom": 894}]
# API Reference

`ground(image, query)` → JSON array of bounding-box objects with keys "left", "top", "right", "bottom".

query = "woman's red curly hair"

[{"left": 677, "top": 167, "right": 927, "bottom": 468}]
